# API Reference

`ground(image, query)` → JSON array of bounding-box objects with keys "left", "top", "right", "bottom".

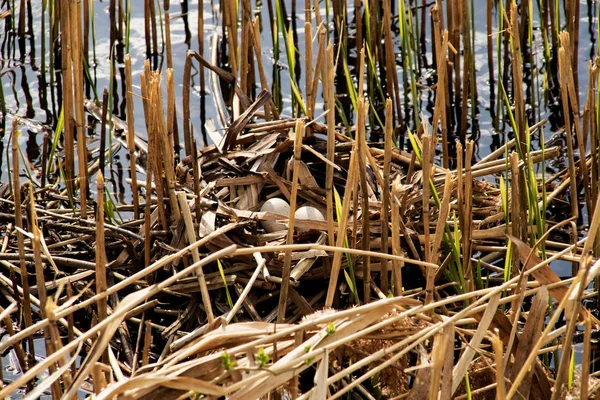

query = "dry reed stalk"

[
  {"left": 551, "top": 192, "right": 600, "bottom": 397},
  {"left": 309, "top": 31, "right": 326, "bottom": 121},
  {"left": 14, "top": 246, "right": 237, "bottom": 400},
  {"left": 95, "top": 172, "right": 108, "bottom": 364},
  {"left": 124, "top": 55, "right": 140, "bottom": 219},
  {"left": 356, "top": 95, "right": 371, "bottom": 304},
  {"left": 177, "top": 192, "right": 214, "bottom": 323},
  {"left": 558, "top": 42, "right": 579, "bottom": 222},
  {"left": 278, "top": 119, "right": 305, "bottom": 322},
  {"left": 486, "top": 0, "right": 494, "bottom": 114},
  {"left": 197, "top": 0, "right": 205, "bottom": 93},
  {"left": 305, "top": 21, "right": 314, "bottom": 136},
  {"left": 463, "top": 141, "right": 474, "bottom": 288},
  {"left": 0, "top": 305, "right": 28, "bottom": 382},
  {"left": 154, "top": 70, "right": 180, "bottom": 220},
  {"left": 109, "top": 0, "right": 116, "bottom": 51},
  {"left": 140, "top": 69, "right": 168, "bottom": 230},
  {"left": 144, "top": 0, "right": 151, "bottom": 59},
  {"left": 66, "top": 282, "right": 76, "bottom": 376},
  {"left": 432, "top": 8, "right": 449, "bottom": 170},
  {"left": 382, "top": 0, "right": 400, "bottom": 124},
  {"left": 240, "top": 0, "right": 252, "bottom": 96},
  {"left": 581, "top": 315, "right": 592, "bottom": 399},
  {"left": 584, "top": 61, "right": 597, "bottom": 211},
  {"left": 325, "top": 147, "right": 358, "bottom": 307},
  {"left": 60, "top": 0, "right": 74, "bottom": 197},
  {"left": 142, "top": 320, "right": 152, "bottom": 366},
  {"left": 390, "top": 190, "right": 403, "bottom": 296},
  {"left": 560, "top": 32, "right": 592, "bottom": 223},
  {"left": 46, "top": 300, "right": 74, "bottom": 391},
  {"left": 70, "top": 0, "right": 88, "bottom": 216},
  {"left": 164, "top": 2, "right": 173, "bottom": 68},
  {"left": 422, "top": 133, "right": 433, "bottom": 306},
  {"left": 431, "top": 172, "right": 452, "bottom": 265},
  {"left": 149, "top": 0, "right": 158, "bottom": 59},
  {"left": 251, "top": 18, "right": 274, "bottom": 120},
  {"left": 567, "top": 0, "right": 580, "bottom": 94},
  {"left": 28, "top": 185, "right": 62, "bottom": 397},
  {"left": 491, "top": 331, "right": 506, "bottom": 399},
  {"left": 11, "top": 119, "right": 34, "bottom": 355},
  {"left": 510, "top": 4, "right": 527, "bottom": 151},
  {"left": 98, "top": 90, "right": 109, "bottom": 178},
  {"left": 380, "top": 99, "right": 393, "bottom": 294},
  {"left": 325, "top": 43, "right": 336, "bottom": 248},
  {"left": 182, "top": 52, "right": 193, "bottom": 154},
  {"left": 225, "top": 0, "right": 238, "bottom": 75}
]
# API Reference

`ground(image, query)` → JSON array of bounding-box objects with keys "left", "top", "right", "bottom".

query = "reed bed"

[{"left": 1, "top": 0, "right": 600, "bottom": 399}]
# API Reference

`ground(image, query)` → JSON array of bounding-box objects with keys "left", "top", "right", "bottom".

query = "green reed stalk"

[
  {"left": 334, "top": 187, "right": 359, "bottom": 304},
  {"left": 274, "top": 0, "right": 305, "bottom": 116},
  {"left": 49, "top": 0, "right": 55, "bottom": 88},
  {"left": 82, "top": 56, "right": 99, "bottom": 101},
  {"left": 217, "top": 259, "right": 235, "bottom": 319},
  {"left": 41, "top": 0, "right": 46, "bottom": 78},
  {"left": 108, "top": 48, "right": 115, "bottom": 167},
  {"left": 495, "top": 0, "right": 504, "bottom": 130},
  {"left": 125, "top": 0, "right": 131, "bottom": 53},
  {"left": 398, "top": 0, "right": 419, "bottom": 129}
]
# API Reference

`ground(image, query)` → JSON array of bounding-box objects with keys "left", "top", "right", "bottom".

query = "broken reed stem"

[
  {"left": 154, "top": 70, "right": 180, "bottom": 220},
  {"left": 28, "top": 184, "right": 62, "bottom": 396},
  {"left": 325, "top": 43, "right": 336, "bottom": 248},
  {"left": 277, "top": 119, "right": 305, "bottom": 323},
  {"left": 167, "top": 60, "right": 180, "bottom": 156},
  {"left": 124, "top": 54, "right": 140, "bottom": 220},
  {"left": 310, "top": 29, "right": 325, "bottom": 117},
  {"left": 177, "top": 192, "right": 214, "bottom": 323},
  {"left": 141, "top": 68, "right": 168, "bottom": 230}
]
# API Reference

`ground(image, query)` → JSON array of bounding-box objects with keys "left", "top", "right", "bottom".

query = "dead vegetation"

[{"left": 1, "top": 0, "right": 600, "bottom": 399}]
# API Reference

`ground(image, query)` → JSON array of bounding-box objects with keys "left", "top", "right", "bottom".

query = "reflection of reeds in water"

[{"left": 3, "top": 0, "right": 600, "bottom": 398}]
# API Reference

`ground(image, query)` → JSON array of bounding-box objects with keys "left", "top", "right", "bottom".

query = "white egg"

[
  {"left": 295, "top": 205, "right": 326, "bottom": 232},
  {"left": 260, "top": 198, "right": 290, "bottom": 232}
]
